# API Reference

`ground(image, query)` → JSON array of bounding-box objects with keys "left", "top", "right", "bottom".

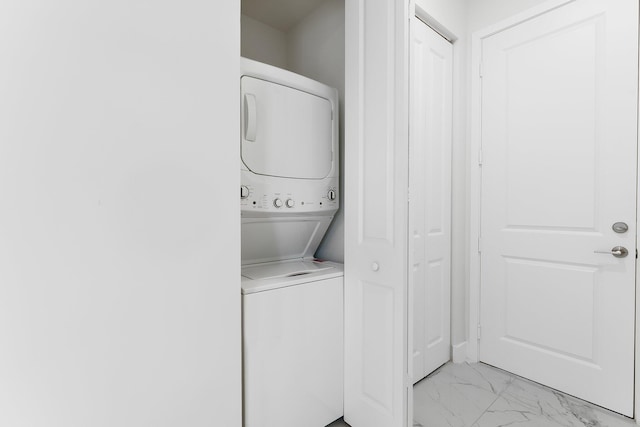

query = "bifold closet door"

[
  {"left": 409, "top": 19, "right": 452, "bottom": 384},
  {"left": 344, "top": 0, "right": 410, "bottom": 426}
]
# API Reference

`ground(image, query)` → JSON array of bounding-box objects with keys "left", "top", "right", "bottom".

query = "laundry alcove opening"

[{"left": 240, "top": 1, "right": 346, "bottom": 427}]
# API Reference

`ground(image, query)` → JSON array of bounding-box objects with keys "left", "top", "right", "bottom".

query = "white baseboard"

[{"left": 451, "top": 341, "right": 468, "bottom": 363}]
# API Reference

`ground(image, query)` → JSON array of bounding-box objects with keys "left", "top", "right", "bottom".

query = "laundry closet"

[{"left": 239, "top": 1, "right": 346, "bottom": 426}]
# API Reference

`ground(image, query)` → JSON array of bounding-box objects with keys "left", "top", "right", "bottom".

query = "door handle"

[
  {"left": 244, "top": 93, "right": 257, "bottom": 141},
  {"left": 594, "top": 246, "right": 628, "bottom": 258}
]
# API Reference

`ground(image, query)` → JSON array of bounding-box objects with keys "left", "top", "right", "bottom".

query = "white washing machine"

[
  {"left": 242, "top": 260, "right": 343, "bottom": 427},
  {"left": 239, "top": 58, "right": 343, "bottom": 427}
]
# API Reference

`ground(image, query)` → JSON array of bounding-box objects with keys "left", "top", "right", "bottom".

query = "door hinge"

[
  {"left": 636, "top": 249, "right": 638, "bottom": 259},
  {"left": 477, "top": 324, "right": 482, "bottom": 340},
  {"left": 479, "top": 62, "right": 483, "bottom": 78},
  {"left": 478, "top": 149, "right": 483, "bottom": 166},
  {"left": 478, "top": 237, "right": 482, "bottom": 253}
]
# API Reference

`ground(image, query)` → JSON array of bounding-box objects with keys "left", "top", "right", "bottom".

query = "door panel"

[
  {"left": 344, "top": 0, "right": 410, "bottom": 426},
  {"left": 240, "top": 76, "right": 333, "bottom": 179},
  {"left": 480, "top": 0, "right": 638, "bottom": 416},
  {"left": 410, "top": 19, "right": 452, "bottom": 383}
]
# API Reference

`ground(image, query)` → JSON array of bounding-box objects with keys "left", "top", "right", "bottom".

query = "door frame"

[{"left": 467, "top": 0, "right": 640, "bottom": 421}]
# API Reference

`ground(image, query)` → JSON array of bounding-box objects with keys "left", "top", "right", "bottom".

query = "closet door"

[
  {"left": 344, "top": 0, "right": 410, "bottom": 426},
  {"left": 409, "top": 19, "right": 452, "bottom": 383}
]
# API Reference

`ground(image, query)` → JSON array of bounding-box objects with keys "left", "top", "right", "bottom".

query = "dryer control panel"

[{"left": 240, "top": 170, "right": 338, "bottom": 215}]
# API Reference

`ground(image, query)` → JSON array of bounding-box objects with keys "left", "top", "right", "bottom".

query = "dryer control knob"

[
  {"left": 285, "top": 199, "right": 295, "bottom": 208},
  {"left": 327, "top": 190, "right": 336, "bottom": 201},
  {"left": 273, "top": 198, "right": 283, "bottom": 208},
  {"left": 240, "top": 185, "right": 249, "bottom": 199}
]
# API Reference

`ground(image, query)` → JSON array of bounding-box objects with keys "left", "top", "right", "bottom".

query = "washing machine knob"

[
  {"left": 285, "top": 199, "right": 295, "bottom": 208},
  {"left": 240, "top": 185, "right": 249, "bottom": 199},
  {"left": 273, "top": 198, "right": 283, "bottom": 208},
  {"left": 327, "top": 190, "right": 336, "bottom": 201}
]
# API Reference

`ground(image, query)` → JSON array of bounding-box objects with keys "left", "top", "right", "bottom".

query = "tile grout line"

[{"left": 466, "top": 375, "right": 517, "bottom": 427}]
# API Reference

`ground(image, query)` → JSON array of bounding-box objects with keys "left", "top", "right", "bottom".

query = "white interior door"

[
  {"left": 479, "top": 0, "right": 638, "bottom": 416},
  {"left": 409, "top": 19, "right": 452, "bottom": 384},
  {"left": 344, "top": 0, "right": 410, "bottom": 426}
]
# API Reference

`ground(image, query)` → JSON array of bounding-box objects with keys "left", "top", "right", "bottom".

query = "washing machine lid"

[
  {"left": 242, "top": 260, "right": 333, "bottom": 280},
  {"left": 240, "top": 76, "right": 334, "bottom": 180},
  {"left": 241, "top": 260, "right": 343, "bottom": 294}
]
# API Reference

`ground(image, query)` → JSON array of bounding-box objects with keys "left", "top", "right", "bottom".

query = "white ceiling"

[{"left": 241, "top": 0, "right": 328, "bottom": 32}]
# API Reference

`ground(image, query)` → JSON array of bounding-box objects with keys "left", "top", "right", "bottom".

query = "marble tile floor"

[
  {"left": 327, "top": 362, "right": 634, "bottom": 426},
  {"left": 414, "top": 362, "right": 636, "bottom": 427}
]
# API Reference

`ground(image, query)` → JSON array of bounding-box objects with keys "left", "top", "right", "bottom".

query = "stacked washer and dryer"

[{"left": 240, "top": 58, "right": 344, "bottom": 427}]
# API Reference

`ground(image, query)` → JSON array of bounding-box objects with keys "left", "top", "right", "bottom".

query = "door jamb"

[{"left": 467, "top": 0, "right": 639, "bottom": 421}]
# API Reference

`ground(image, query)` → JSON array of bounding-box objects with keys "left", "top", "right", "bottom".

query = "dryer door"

[{"left": 241, "top": 76, "right": 334, "bottom": 179}]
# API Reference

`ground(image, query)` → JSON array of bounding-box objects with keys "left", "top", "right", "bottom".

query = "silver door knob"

[{"left": 594, "top": 246, "right": 628, "bottom": 258}]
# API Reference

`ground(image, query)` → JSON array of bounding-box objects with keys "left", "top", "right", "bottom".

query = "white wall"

[
  {"left": 0, "top": 1, "right": 241, "bottom": 426},
  {"left": 467, "top": 0, "right": 550, "bottom": 32},
  {"left": 414, "top": 0, "right": 468, "bottom": 350},
  {"left": 241, "top": 14, "right": 288, "bottom": 69},
  {"left": 287, "top": 0, "right": 345, "bottom": 262},
  {"left": 416, "top": 0, "right": 467, "bottom": 35}
]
